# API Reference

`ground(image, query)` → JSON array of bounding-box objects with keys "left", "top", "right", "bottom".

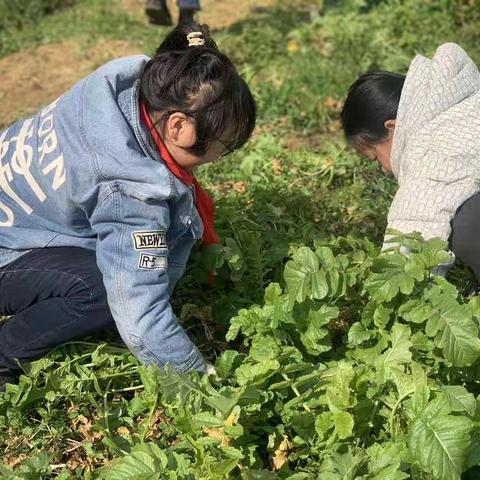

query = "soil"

[
  {"left": 121, "top": 0, "right": 277, "bottom": 30},
  {"left": 0, "top": 0, "right": 276, "bottom": 128},
  {"left": 0, "top": 40, "right": 141, "bottom": 128}
]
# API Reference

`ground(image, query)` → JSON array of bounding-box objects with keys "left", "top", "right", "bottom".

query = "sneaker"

[
  {"left": 178, "top": 8, "right": 197, "bottom": 25},
  {"left": 146, "top": 0, "right": 173, "bottom": 26},
  {"left": 0, "top": 368, "right": 19, "bottom": 393}
]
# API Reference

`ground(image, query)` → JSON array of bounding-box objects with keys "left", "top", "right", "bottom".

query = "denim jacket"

[{"left": 0, "top": 56, "right": 206, "bottom": 373}]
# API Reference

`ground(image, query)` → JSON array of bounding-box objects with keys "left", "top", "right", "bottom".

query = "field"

[{"left": 1, "top": 0, "right": 480, "bottom": 478}]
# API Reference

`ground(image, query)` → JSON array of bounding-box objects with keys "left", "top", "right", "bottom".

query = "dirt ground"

[
  {"left": 0, "top": 0, "right": 276, "bottom": 128},
  {"left": 122, "top": 0, "right": 277, "bottom": 30},
  {"left": 0, "top": 40, "right": 142, "bottom": 128}
]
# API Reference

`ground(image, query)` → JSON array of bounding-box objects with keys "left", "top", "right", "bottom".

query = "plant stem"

[
  {"left": 389, "top": 389, "right": 416, "bottom": 441},
  {"left": 282, "top": 372, "right": 311, "bottom": 412}
]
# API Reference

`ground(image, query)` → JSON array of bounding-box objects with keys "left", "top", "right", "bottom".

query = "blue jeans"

[
  {"left": 0, "top": 247, "right": 114, "bottom": 370},
  {"left": 178, "top": 0, "right": 200, "bottom": 9}
]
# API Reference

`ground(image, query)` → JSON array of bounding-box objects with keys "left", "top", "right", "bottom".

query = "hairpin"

[{"left": 187, "top": 31, "right": 205, "bottom": 47}]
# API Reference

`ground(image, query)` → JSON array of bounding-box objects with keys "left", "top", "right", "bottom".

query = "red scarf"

[{"left": 140, "top": 100, "right": 220, "bottom": 253}]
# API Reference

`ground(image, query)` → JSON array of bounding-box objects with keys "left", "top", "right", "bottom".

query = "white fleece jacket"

[{"left": 386, "top": 43, "right": 480, "bottom": 243}]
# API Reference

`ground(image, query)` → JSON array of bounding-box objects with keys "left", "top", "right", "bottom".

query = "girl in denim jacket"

[{"left": 0, "top": 24, "right": 256, "bottom": 389}]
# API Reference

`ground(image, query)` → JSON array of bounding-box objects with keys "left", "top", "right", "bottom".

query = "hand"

[{"left": 205, "top": 363, "right": 217, "bottom": 376}]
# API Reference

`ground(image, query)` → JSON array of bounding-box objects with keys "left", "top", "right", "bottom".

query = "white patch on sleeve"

[
  {"left": 138, "top": 253, "right": 168, "bottom": 270},
  {"left": 132, "top": 230, "right": 167, "bottom": 251}
]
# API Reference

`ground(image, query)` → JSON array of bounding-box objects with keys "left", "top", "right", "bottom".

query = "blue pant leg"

[
  {"left": 0, "top": 247, "right": 114, "bottom": 369},
  {"left": 178, "top": 0, "right": 200, "bottom": 10}
]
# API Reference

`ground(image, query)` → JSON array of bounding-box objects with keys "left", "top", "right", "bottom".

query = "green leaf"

[
  {"left": 348, "top": 322, "right": 372, "bottom": 346},
  {"left": 28, "top": 357, "right": 55, "bottom": 376},
  {"left": 294, "top": 246, "right": 320, "bottom": 272},
  {"left": 284, "top": 259, "right": 310, "bottom": 303},
  {"left": 235, "top": 359, "right": 280, "bottom": 386},
  {"left": 315, "top": 246, "right": 336, "bottom": 269},
  {"left": 211, "top": 458, "right": 242, "bottom": 476},
  {"left": 373, "top": 304, "right": 393, "bottom": 329},
  {"left": 284, "top": 247, "right": 333, "bottom": 303},
  {"left": 356, "top": 442, "right": 411, "bottom": 480},
  {"left": 315, "top": 412, "right": 334, "bottom": 439},
  {"left": 227, "top": 306, "right": 266, "bottom": 341},
  {"left": 365, "top": 254, "right": 424, "bottom": 302},
  {"left": 216, "top": 350, "right": 244, "bottom": 379},
  {"left": 249, "top": 336, "right": 281, "bottom": 361},
  {"left": 465, "top": 430, "right": 480, "bottom": 470},
  {"left": 300, "top": 306, "right": 336, "bottom": 356},
  {"left": 97, "top": 444, "right": 168, "bottom": 480},
  {"left": 192, "top": 412, "right": 224, "bottom": 429},
  {"left": 262, "top": 283, "right": 295, "bottom": 329},
  {"left": 291, "top": 412, "right": 316, "bottom": 440},
  {"left": 206, "top": 392, "right": 238, "bottom": 417},
  {"left": 384, "top": 324, "right": 412, "bottom": 366},
  {"left": 311, "top": 269, "right": 329, "bottom": 300},
  {"left": 390, "top": 364, "right": 426, "bottom": 400},
  {"left": 405, "top": 384, "right": 431, "bottom": 419},
  {"left": 320, "top": 450, "right": 367, "bottom": 479},
  {"left": 264, "top": 282, "right": 283, "bottom": 304},
  {"left": 441, "top": 386, "right": 476, "bottom": 417},
  {"left": 323, "top": 361, "right": 355, "bottom": 412},
  {"left": 360, "top": 443, "right": 409, "bottom": 480},
  {"left": 348, "top": 336, "right": 389, "bottom": 366},
  {"left": 376, "top": 323, "right": 412, "bottom": 381},
  {"left": 241, "top": 470, "right": 278, "bottom": 479},
  {"left": 398, "top": 298, "right": 434, "bottom": 324},
  {"left": 361, "top": 300, "right": 377, "bottom": 327},
  {"left": 425, "top": 288, "right": 480, "bottom": 366},
  {"left": 468, "top": 296, "right": 480, "bottom": 319},
  {"left": 410, "top": 400, "right": 472, "bottom": 480},
  {"left": 284, "top": 247, "right": 323, "bottom": 303},
  {"left": 138, "top": 365, "right": 160, "bottom": 401},
  {"left": 333, "top": 411, "right": 354, "bottom": 439},
  {"left": 413, "top": 238, "right": 451, "bottom": 269}
]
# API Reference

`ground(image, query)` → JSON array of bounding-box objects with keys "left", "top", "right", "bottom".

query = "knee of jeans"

[{"left": 68, "top": 269, "right": 110, "bottom": 316}]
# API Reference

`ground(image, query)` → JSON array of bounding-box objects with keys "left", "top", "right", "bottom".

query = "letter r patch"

[{"left": 138, "top": 253, "right": 168, "bottom": 270}]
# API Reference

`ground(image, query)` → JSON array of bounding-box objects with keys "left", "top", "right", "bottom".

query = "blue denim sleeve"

[{"left": 89, "top": 184, "right": 206, "bottom": 374}]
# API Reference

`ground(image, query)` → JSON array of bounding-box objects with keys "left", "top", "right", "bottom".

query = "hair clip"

[{"left": 187, "top": 32, "right": 205, "bottom": 47}]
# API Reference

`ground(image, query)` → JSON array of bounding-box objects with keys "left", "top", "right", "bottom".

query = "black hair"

[
  {"left": 341, "top": 70, "right": 406, "bottom": 148},
  {"left": 139, "top": 23, "right": 256, "bottom": 156}
]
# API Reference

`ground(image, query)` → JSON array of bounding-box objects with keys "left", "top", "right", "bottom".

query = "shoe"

[
  {"left": 178, "top": 8, "right": 197, "bottom": 25},
  {"left": 146, "top": 0, "right": 173, "bottom": 26},
  {"left": 0, "top": 368, "right": 19, "bottom": 393}
]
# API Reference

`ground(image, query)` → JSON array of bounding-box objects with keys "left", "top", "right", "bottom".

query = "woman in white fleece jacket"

[{"left": 341, "top": 43, "right": 480, "bottom": 279}]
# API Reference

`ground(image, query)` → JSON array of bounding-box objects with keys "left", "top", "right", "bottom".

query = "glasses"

[
  {"left": 215, "top": 136, "right": 235, "bottom": 158},
  {"left": 163, "top": 111, "right": 235, "bottom": 159}
]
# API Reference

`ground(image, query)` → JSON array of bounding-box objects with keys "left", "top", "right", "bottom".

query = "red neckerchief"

[{"left": 140, "top": 101, "right": 220, "bottom": 282}]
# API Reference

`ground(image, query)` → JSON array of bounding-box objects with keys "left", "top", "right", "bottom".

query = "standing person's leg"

[
  {"left": 178, "top": 0, "right": 200, "bottom": 24},
  {"left": 145, "top": 0, "right": 173, "bottom": 25},
  {"left": 0, "top": 247, "right": 114, "bottom": 387},
  {"left": 450, "top": 192, "right": 480, "bottom": 280}
]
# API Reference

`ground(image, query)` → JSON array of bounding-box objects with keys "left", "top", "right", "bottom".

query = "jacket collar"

[{"left": 118, "top": 79, "right": 162, "bottom": 163}]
